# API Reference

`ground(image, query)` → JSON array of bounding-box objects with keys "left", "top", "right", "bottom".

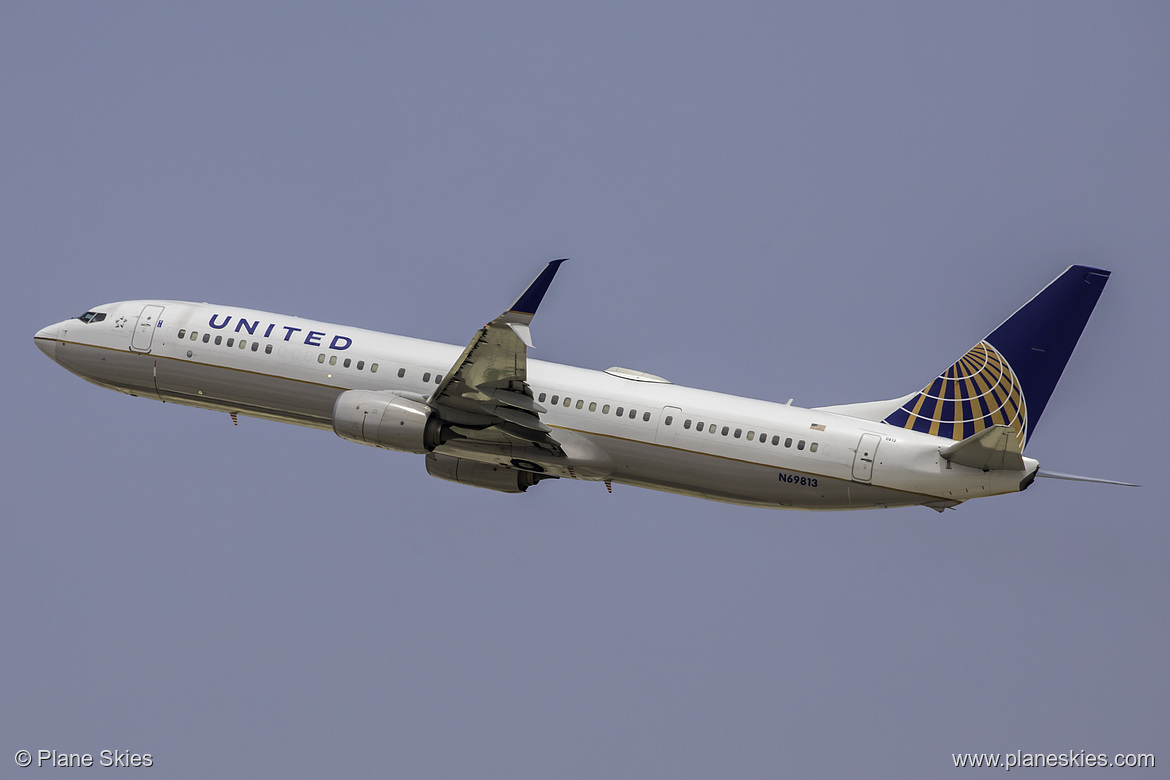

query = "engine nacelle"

[
  {"left": 333, "top": 390, "right": 442, "bottom": 454},
  {"left": 425, "top": 453, "right": 542, "bottom": 493}
]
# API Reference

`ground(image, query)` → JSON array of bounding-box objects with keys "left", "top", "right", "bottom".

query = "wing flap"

[
  {"left": 490, "top": 405, "right": 551, "bottom": 432},
  {"left": 489, "top": 387, "right": 547, "bottom": 414}
]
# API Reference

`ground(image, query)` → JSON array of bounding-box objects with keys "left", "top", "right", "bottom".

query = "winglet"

[{"left": 507, "top": 259, "right": 567, "bottom": 317}]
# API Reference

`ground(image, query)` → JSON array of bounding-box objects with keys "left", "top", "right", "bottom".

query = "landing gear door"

[
  {"left": 852, "top": 433, "right": 881, "bottom": 482},
  {"left": 131, "top": 305, "right": 165, "bottom": 353}
]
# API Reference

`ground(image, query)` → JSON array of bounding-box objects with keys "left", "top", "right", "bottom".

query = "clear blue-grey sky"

[{"left": 3, "top": 2, "right": 1166, "bottom": 776}]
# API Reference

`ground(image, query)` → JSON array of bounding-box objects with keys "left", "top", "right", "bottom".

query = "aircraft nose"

[{"left": 34, "top": 324, "right": 59, "bottom": 360}]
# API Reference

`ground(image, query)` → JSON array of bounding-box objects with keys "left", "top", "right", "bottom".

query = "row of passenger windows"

[
  {"left": 681, "top": 417, "right": 819, "bottom": 451},
  {"left": 315, "top": 352, "right": 383, "bottom": 372},
  {"left": 535, "top": 390, "right": 822, "bottom": 453},
  {"left": 178, "top": 328, "right": 379, "bottom": 371},
  {"left": 175, "top": 328, "right": 454, "bottom": 384},
  {"left": 536, "top": 392, "right": 652, "bottom": 421},
  {"left": 180, "top": 328, "right": 276, "bottom": 354}
]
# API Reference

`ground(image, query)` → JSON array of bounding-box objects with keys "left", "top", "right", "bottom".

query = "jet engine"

[
  {"left": 332, "top": 390, "right": 443, "bottom": 454},
  {"left": 425, "top": 453, "right": 546, "bottom": 493}
]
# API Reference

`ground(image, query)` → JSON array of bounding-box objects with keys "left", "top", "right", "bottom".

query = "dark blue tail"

[{"left": 883, "top": 266, "right": 1110, "bottom": 448}]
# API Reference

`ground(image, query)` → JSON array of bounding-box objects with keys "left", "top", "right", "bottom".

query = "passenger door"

[{"left": 131, "top": 305, "right": 165, "bottom": 352}]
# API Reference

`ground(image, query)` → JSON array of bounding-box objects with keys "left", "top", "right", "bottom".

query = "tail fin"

[{"left": 882, "top": 265, "right": 1110, "bottom": 449}]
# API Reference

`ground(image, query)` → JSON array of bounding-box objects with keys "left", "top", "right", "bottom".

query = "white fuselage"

[{"left": 35, "top": 300, "right": 1039, "bottom": 511}]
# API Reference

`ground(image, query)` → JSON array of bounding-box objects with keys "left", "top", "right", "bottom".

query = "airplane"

[{"left": 33, "top": 262, "right": 1135, "bottom": 511}]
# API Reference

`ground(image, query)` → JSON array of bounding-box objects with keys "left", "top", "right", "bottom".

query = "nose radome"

[{"left": 34, "top": 324, "right": 59, "bottom": 360}]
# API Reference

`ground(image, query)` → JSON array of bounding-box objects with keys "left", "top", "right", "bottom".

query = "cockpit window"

[{"left": 77, "top": 311, "right": 106, "bottom": 324}]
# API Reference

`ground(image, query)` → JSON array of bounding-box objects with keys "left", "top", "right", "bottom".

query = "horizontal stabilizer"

[
  {"left": 939, "top": 425, "right": 1024, "bottom": 471},
  {"left": 1036, "top": 470, "right": 1140, "bottom": 487}
]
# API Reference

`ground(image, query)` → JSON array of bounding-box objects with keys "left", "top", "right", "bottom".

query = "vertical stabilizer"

[{"left": 883, "top": 265, "right": 1110, "bottom": 448}]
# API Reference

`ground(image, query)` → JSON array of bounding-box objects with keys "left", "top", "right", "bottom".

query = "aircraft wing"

[{"left": 427, "top": 260, "right": 565, "bottom": 447}]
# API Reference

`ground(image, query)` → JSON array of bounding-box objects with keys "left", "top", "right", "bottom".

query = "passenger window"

[
  {"left": 747, "top": 431, "right": 755, "bottom": 441},
  {"left": 226, "top": 338, "right": 234, "bottom": 347},
  {"left": 576, "top": 400, "right": 584, "bottom": 410},
  {"left": 810, "top": 442, "right": 818, "bottom": 453},
  {"left": 202, "top": 333, "right": 210, "bottom": 343},
  {"left": 772, "top": 435, "right": 779, "bottom": 445},
  {"left": 398, "top": 368, "right": 406, "bottom": 378},
  {"left": 423, "top": 372, "right": 431, "bottom": 382},
  {"left": 684, "top": 419, "right": 692, "bottom": 429},
  {"left": 190, "top": 332, "right": 198, "bottom": 341},
  {"left": 371, "top": 364, "right": 378, "bottom": 373},
  {"left": 265, "top": 344, "right": 273, "bottom": 354},
  {"left": 665, "top": 416, "right": 673, "bottom": 426},
  {"left": 436, "top": 374, "right": 443, "bottom": 383},
  {"left": 329, "top": 355, "right": 337, "bottom": 365},
  {"left": 721, "top": 426, "right": 729, "bottom": 436},
  {"left": 318, "top": 354, "right": 326, "bottom": 363},
  {"left": 734, "top": 428, "right": 742, "bottom": 438},
  {"left": 564, "top": 397, "right": 571, "bottom": 407},
  {"left": 616, "top": 407, "right": 624, "bottom": 416},
  {"left": 214, "top": 335, "right": 222, "bottom": 345},
  {"left": 343, "top": 358, "right": 351, "bottom": 368},
  {"left": 629, "top": 409, "right": 637, "bottom": 419},
  {"left": 785, "top": 437, "right": 793, "bottom": 448},
  {"left": 602, "top": 404, "right": 610, "bottom": 414},
  {"left": 643, "top": 411, "right": 651, "bottom": 422},
  {"left": 588, "top": 402, "right": 597, "bottom": 412},
  {"left": 239, "top": 340, "right": 247, "bottom": 349},
  {"left": 251, "top": 342, "right": 259, "bottom": 352},
  {"left": 551, "top": 395, "right": 560, "bottom": 405},
  {"left": 177, "top": 329, "right": 186, "bottom": 339},
  {"left": 357, "top": 361, "right": 365, "bottom": 370},
  {"left": 539, "top": 392, "right": 547, "bottom": 402},
  {"left": 696, "top": 422, "right": 704, "bottom": 432},
  {"left": 797, "top": 440, "right": 805, "bottom": 451},
  {"left": 761, "top": 435, "right": 768, "bottom": 445}
]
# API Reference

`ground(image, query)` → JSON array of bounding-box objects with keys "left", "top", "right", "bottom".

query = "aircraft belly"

[
  {"left": 54, "top": 342, "right": 156, "bottom": 395},
  {"left": 52, "top": 341, "right": 341, "bottom": 427},
  {"left": 154, "top": 356, "right": 339, "bottom": 427},
  {"left": 590, "top": 434, "right": 934, "bottom": 510}
]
